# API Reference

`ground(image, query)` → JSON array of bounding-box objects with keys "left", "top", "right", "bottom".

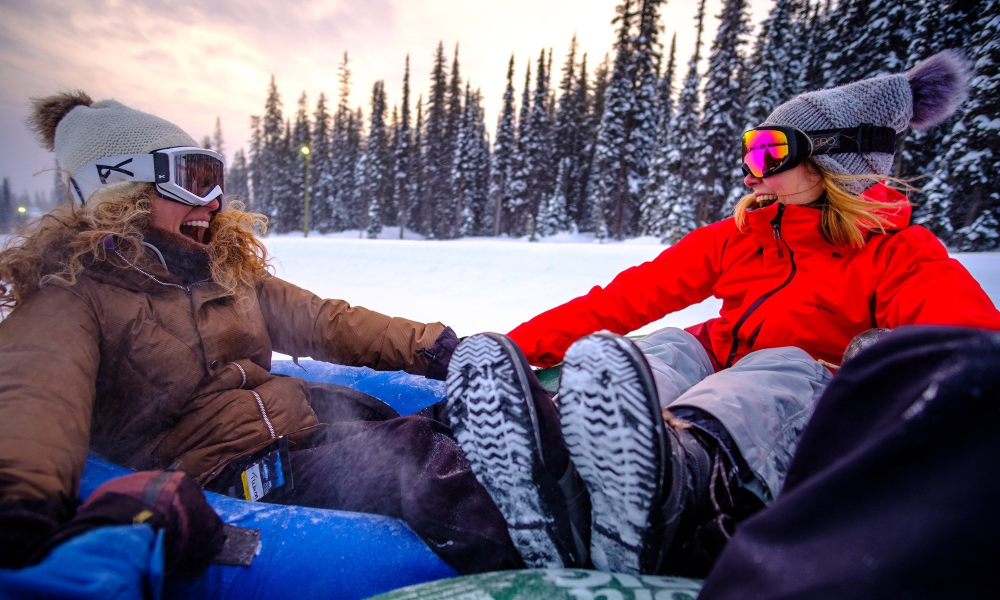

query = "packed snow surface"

[{"left": 264, "top": 229, "right": 1000, "bottom": 360}]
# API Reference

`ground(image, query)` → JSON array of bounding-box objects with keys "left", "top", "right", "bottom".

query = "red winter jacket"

[{"left": 508, "top": 184, "right": 1000, "bottom": 370}]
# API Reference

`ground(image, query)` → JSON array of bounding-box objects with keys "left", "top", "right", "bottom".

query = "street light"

[
  {"left": 300, "top": 145, "right": 311, "bottom": 237},
  {"left": 17, "top": 206, "right": 26, "bottom": 214}
]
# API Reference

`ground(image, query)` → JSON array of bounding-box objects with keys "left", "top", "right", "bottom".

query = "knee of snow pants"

[{"left": 667, "top": 347, "right": 832, "bottom": 504}]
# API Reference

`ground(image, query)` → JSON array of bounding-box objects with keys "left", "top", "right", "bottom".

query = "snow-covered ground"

[{"left": 264, "top": 228, "right": 1000, "bottom": 357}]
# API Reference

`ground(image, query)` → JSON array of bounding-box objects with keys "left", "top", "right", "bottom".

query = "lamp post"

[{"left": 300, "top": 145, "right": 311, "bottom": 237}]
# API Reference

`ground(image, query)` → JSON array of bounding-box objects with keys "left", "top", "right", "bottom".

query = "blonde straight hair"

[{"left": 733, "top": 164, "right": 911, "bottom": 247}]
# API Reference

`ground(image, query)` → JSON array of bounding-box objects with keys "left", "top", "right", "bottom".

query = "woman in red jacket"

[{"left": 443, "top": 50, "right": 1000, "bottom": 577}]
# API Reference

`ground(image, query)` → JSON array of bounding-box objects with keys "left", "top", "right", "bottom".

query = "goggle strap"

[{"left": 806, "top": 124, "right": 897, "bottom": 156}]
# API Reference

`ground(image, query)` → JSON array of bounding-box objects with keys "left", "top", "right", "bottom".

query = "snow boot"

[
  {"left": 445, "top": 332, "right": 591, "bottom": 568},
  {"left": 558, "top": 331, "right": 714, "bottom": 575}
]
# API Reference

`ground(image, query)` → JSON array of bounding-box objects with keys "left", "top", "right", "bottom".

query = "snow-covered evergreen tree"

[
  {"left": 902, "top": 0, "right": 975, "bottom": 226},
  {"left": 630, "top": 0, "right": 665, "bottom": 229},
  {"left": 247, "top": 115, "right": 262, "bottom": 211},
  {"left": 692, "top": 0, "right": 750, "bottom": 224},
  {"left": 276, "top": 91, "right": 309, "bottom": 233},
  {"left": 257, "top": 75, "right": 285, "bottom": 227},
  {"left": 421, "top": 42, "right": 450, "bottom": 238},
  {"left": 212, "top": 116, "right": 225, "bottom": 159},
  {"left": 328, "top": 54, "right": 356, "bottom": 231},
  {"left": 409, "top": 97, "right": 426, "bottom": 235},
  {"left": 270, "top": 119, "right": 296, "bottom": 232},
  {"left": 744, "top": 0, "right": 801, "bottom": 128},
  {"left": 488, "top": 54, "right": 517, "bottom": 235},
  {"left": 393, "top": 56, "right": 414, "bottom": 239},
  {"left": 580, "top": 53, "right": 612, "bottom": 233},
  {"left": 537, "top": 157, "right": 571, "bottom": 236},
  {"left": 507, "top": 61, "right": 534, "bottom": 236},
  {"left": 226, "top": 148, "right": 250, "bottom": 203},
  {"left": 454, "top": 87, "right": 490, "bottom": 237},
  {"left": 526, "top": 48, "right": 556, "bottom": 224},
  {"left": 311, "top": 93, "right": 335, "bottom": 233},
  {"left": 553, "top": 36, "right": 584, "bottom": 230},
  {"left": 659, "top": 33, "right": 677, "bottom": 137},
  {"left": 659, "top": 0, "right": 705, "bottom": 244},
  {"left": 565, "top": 52, "right": 591, "bottom": 230},
  {"left": 361, "top": 81, "right": 391, "bottom": 239},
  {"left": 945, "top": 3, "right": 1000, "bottom": 250},
  {"left": 0, "top": 178, "right": 12, "bottom": 233},
  {"left": 590, "top": 0, "right": 637, "bottom": 241}
]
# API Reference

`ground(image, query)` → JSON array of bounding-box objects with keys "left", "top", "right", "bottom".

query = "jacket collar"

[{"left": 745, "top": 182, "right": 911, "bottom": 251}]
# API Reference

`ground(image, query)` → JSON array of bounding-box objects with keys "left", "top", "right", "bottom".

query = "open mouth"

[
  {"left": 753, "top": 194, "right": 778, "bottom": 207},
  {"left": 179, "top": 220, "right": 211, "bottom": 245}
]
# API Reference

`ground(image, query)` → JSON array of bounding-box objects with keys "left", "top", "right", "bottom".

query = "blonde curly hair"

[{"left": 0, "top": 183, "right": 271, "bottom": 313}]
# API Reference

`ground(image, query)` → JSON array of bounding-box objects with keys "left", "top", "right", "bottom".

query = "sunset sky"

[{"left": 0, "top": 0, "right": 771, "bottom": 198}]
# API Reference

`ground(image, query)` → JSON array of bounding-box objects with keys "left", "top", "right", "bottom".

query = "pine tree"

[
  {"left": 842, "top": 0, "right": 917, "bottom": 81},
  {"left": 258, "top": 75, "right": 286, "bottom": 228},
  {"left": 421, "top": 42, "right": 450, "bottom": 238},
  {"left": 248, "top": 115, "right": 262, "bottom": 211},
  {"left": 227, "top": 149, "right": 250, "bottom": 203},
  {"left": 630, "top": 0, "right": 665, "bottom": 231},
  {"left": 394, "top": 56, "right": 414, "bottom": 239},
  {"left": 0, "top": 177, "right": 12, "bottom": 233},
  {"left": 902, "top": 0, "right": 975, "bottom": 225},
  {"left": 565, "top": 51, "right": 591, "bottom": 230},
  {"left": 330, "top": 53, "right": 355, "bottom": 231},
  {"left": 212, "top": 117, "right": 225, "bottom": 159},
  {"left": 270, "top": 119, "right": 297, "bottom": 232},
  {"left": 659, "top": 0, "right": 706, "bottom": 244},
  {"left": 278, "top": 91, "right": 310, "bottom": 233},
  {"left": 489, "top": 54, "right": 518, "bottom": 235},
  {"left": 408, "top": 96, "right": 426, "bottom": 235},
  {"left": 362, "top": 81, "right": 392, "bottom": 239},
  {"left": 590, "top": 0, "right": 637, "bottom": 241},
  {"left": 744, "top": 0, "right": 800, "bottom": 128},
  {"left": 553, "top": 37, "right": 582, "bottom": 230},
  {"left": 692, "top": 0, "right": 751, "bottom": 224},
  {"left": 659, "top": 33, "right": 678, "bottom": 137},
  {"left": 537, "top": 157, "right": 571, "bottom": 236},
  {"left": 311, "top": 93, "right": 334, "bottom": 233},
  {"left": 525, "top": 48, "right": 556, "bottom": 225},
  {"left": 454, "top": 87, "right": 490, "bottom": 237},
  {"left": 346, "top": 106, "right": 366, "bottom": 229},
  {"left": 507, "top": 61, "right": 534, "bottom": 236},
  {"left": 580, "top": 53, "right": 612, "bottom": 233},
  {"left": 946, "top": 2, "right": 1000, "bottom": 250}
]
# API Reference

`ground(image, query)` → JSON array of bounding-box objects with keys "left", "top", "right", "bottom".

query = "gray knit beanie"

[
  {"left": 762, "top": 50, "right": 969, "bottom": 195},
  {"left": 30, "top": 91, "right": 198, "bottom": 180}
]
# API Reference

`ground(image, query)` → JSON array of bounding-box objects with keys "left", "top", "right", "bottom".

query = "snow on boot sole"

[
  {"left": 445, "top": 333, "right": 564, "bottom": 568},
  {"left": 559, "top": 333, "right": 666, "bottom": 574}
]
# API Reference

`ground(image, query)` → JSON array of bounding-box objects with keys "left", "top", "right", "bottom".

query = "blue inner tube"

[{"left": 81, "top": 360, "right": 457, "bottom": 600}]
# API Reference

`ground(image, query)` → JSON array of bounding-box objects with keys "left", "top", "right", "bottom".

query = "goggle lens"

[
  {"left": 173, "top": 153, "right": 225, "bottom": 199},
  {"left": 742, "top": 129, "right": 790, "bottom": 178}
]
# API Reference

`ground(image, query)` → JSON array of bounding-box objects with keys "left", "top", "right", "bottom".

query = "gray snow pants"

[{"left": 636, "top": 327, "right": 832, "bottom": 503}]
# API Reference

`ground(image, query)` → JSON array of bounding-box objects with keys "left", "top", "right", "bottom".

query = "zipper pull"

[{"left": 771, "top": 205, "right": 785, "bottom": 258}]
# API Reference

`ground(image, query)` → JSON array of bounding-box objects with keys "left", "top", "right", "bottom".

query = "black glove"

[
  {"left": 424, "top": 326, "right": 461, "bottom": 381},
  {"left": 0, "top": 494, "right": 75, "bottom": 569}
]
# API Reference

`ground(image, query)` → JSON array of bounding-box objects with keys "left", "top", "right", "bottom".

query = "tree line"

[{"left": 226, "top": 0, "right": 998, "bottom": 249}]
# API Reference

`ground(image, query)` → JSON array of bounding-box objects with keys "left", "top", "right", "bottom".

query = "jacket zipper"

[{"left": 724, "top": 204, "right": 797, "bottom": 368}]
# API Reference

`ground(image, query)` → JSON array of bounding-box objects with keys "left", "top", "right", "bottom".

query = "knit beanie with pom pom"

[
  {"left": 762, "top": 50, "right": 969, "bottom": 195},
  {"left": 29, "top": 91, "right": 197, "bottom": 194}
]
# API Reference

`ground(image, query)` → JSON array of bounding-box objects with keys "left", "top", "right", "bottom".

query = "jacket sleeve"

[
  {"left": 0, "top": 286, "right": 101, "bottom": 503},
  {"left": 508, "top": 220, "right": 734, "bottom": 367},
  {"left": 874, "top": 226, "right": 1000, "bottom": 330},
  {"left": 256, "top": 275, "right": 446, "bottom": 375}
]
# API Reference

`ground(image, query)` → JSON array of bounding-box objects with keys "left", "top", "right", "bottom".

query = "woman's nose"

[
  {"left": 744, "top": 172, "right": 762, "bottom": 187},
  {"left": 205, "top": 197, "right": 220, "bottom": 211}
]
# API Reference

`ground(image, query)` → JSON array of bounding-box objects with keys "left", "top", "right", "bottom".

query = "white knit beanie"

[
  {"left": 762, "top": 50, "right": 969, "bottom": 195},
  {"left": 55, "top": 100, "right": 198, "bottom": 178}
]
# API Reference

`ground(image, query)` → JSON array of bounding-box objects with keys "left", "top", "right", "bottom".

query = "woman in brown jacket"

[{"left": 0, "top": 92, "right": 521, "bottom": 573}]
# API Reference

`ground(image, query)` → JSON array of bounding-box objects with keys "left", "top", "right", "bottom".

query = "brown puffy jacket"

[{"left": 0, "top": 248, "right": 445, "bottom": 503}]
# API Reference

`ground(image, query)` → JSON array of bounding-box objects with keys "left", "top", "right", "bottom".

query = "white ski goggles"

[{"left": 70, "top": 146, "right": 226, "bottom": 209}]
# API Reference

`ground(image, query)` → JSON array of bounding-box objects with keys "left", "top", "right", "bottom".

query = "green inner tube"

[{"left": 371, "top": 568, "right": 702, "bottom": 600}]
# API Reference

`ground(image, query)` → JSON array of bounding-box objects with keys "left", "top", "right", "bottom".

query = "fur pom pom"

[
  {"left": 907, "top": 50, "right": 969, "bottom": 130},
  {"left": 28, "top": 90, "right": 93, "bottom": 150}
]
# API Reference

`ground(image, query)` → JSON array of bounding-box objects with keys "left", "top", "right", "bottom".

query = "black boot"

[
  {"left": 557, "top": 331, "right": 716, "bottom": 575},
  {"left": 445, "top": 332, "right": 591, "bottom": 568}
]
